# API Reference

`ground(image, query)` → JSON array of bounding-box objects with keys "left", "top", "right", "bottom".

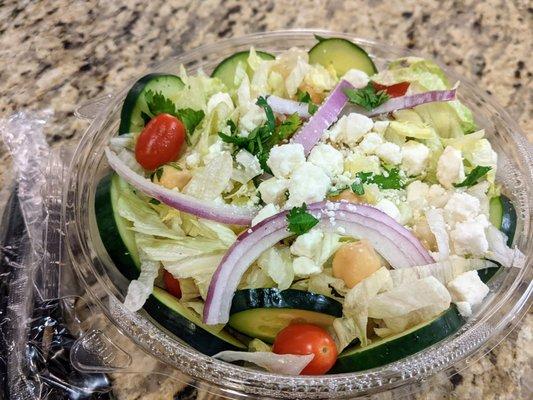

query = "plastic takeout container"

[{"left": 62, "top": 30, "right": 532, "bottom": 398}]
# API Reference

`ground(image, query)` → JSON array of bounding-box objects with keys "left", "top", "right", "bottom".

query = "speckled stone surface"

[{"left": 0, "top": 1, "right": 531, "bottom": 399}]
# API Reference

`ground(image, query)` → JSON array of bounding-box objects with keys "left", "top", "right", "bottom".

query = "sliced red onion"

[
  {"left": 105, "top": 148, "right": 258, "bottom": 225},
  {"left": 368, "top": 87, "right": 457, "bottom": 116},
  {"left": 203, "top": 201, "right": 433, "bottom": 325},
  {"left": 266, "top": 95, "right": 310, "bottom": 119},
  {"left": 291, "top": 80, "right": 354, "bottom": 155}
]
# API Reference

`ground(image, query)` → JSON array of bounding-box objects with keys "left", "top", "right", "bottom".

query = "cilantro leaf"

[
  {"left": 286, "top": 204, "right": 319, "bottom": 235},
  {"left": 256, "top": 96, "right": 275, "bottom": 132},
  {"left": 273, "top": 113, "right": 302, "bottom": 143},
  {"left": 297, "top": 89, "right": 318, "bottom": 115},
  {"left": 351, "top": 179, "right": 365, "bottom": 195},
  {"left": 149, "top": 198, "right": 161, "bottom": 205},
  {"left": 328, "top": 186, "right": 348, "bottom": 196},
  {"left": 218, "top": 99, "right": 293, "bottom": 174},
  {"left": 344, "top": 83, "right": 390, "bottom": 111},
  {"left": 145, "top": 90, "right": 177, "bottom": 116},
  {"left": 355, "top": 168, "right": 404, "bottom": 190},
  {"left": 454, "top": 166, "right": 492, "bottom": 188},
  {"left": 176, "top": 108, "right": 205, "bottom": 135}
]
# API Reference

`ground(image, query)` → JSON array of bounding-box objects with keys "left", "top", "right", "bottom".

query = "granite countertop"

[{"left": 0, "top": 1, "right": 531, "bottom": 399}]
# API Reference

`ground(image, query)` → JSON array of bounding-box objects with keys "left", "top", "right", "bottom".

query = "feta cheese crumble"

[
  {"left": 308, "top": 143, "right": 344, "bottom": 177},
  {"left": 251, "top": 203, "right": 279, "bottom": 226},
  {"left": 447, "top": 271, "right": 489, "bottom": 309},
  {"left": 290, "top": 228, "right": 324, "bottom": 259},
  {"left": 286, "top": 162, "right": 331, "bottom": 208},
  {"left": 437, "top": 146, "right": 465, "bottom": 189},
  {"left": 258, "top": 177, "right": 290, "bottom": 205},
  {"left": 401, "top": 141, "right": 430, "bottom": 176},
  {"left": 267, "top": 143, "right": 306, "bottom": 179}
]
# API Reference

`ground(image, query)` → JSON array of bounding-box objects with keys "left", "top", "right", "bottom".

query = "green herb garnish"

[
  {"left": 344, "top": 83, "right": 390, "bottom": 111},
  {"left": 286, "top": 203, "right": 319, "bottom": 236},
  {"left": 296, "top": 89, "right": 319, "bottom": 115},
  {"left": 354, "top": 168, "right": 405, "bottom": 191},
  {"left": 218, "top": 97, "right": 298, "bottom": 173},
  {"left": 144, "top": 90, "right": 205, "bottom": 144},
  {"left": 149, "top": 198, "right": 161, "bottom": 205},
  {"left": 273, "top": 113, "right": 302, "bottom": 143},
  {"left": 454, "top": 166, "right": 492, "bottom": 188},
  {"left": 351, "top": 179, "right": 365, "bottom": 195}
]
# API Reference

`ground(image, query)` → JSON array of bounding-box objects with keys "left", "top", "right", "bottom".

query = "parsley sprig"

[
  {"left": 286, "top": 203, "right": 319, "bottom": 235},
  {"left": 218, "top": 97, "right": 302, "bottom": 172},
  {"left": 330, "top": 168, "right": 405, "bottom": 197},
  {"left": 143, "top": 90, "right": 205, "bottom": 144},
  {"left": 344, "top": 83, "right": 390, "bottom": 111},
  {"left": 454, "top": 166, "right": 492, "bottom": 188},
  {"left": 296, "top": 89, "right": 319, "bottom": 115}
]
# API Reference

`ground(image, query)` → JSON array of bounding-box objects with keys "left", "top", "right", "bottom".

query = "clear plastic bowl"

[{"left": 63, "top": 30, "right": 532, "bottom": 398}]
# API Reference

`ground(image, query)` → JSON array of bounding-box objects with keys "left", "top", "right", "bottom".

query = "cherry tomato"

[
  {"left": 372, "top": 81, "right": 410, "bottom": 98},
  {"left": 163, "top": 270, "right": 181, "bottom": 299},
  {"left": 272, "top": 323, "right": 338, "bottom": 375},
  {"left": 135, "top": 113, "right": 186, "bottom": 170}
]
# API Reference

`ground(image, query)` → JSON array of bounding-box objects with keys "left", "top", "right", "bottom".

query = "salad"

[{"left": 96, "top": 36, "right": 524, "bottom": 376}]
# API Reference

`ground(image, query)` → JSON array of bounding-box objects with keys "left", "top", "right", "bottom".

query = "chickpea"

[
  {"left": 155, "top": 165, "right": 192, "bottom": 190},
  {"left": 332, "top": 240, "right": 381, "bottom": 288}
]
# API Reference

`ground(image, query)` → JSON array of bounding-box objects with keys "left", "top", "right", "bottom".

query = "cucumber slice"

[
  {"left": 145, "top": 288, "right": 245, "bottom": 355},
  {"left": 331, "top": 307, "right": 464, "bottom": 373},
  {"left": 480, "top": 194, "right": 518, "bottom": 282},
  {"left": 228, "top": 289, "right": 342, "bottom": 343},
  {"left": 119, "top": 73, "right": 184, "bottom": 135},
  {"left": 211, "top": 50, "right": 275, "bottom": 90},
  {"left": 95, "top": 173, "right": 140, "bottom": 280},
  {"left": 308, "top": 37, "right": 377, "bottom": 77},
  {"left": 489, "top": 195, "right": 517, "bottom": 245}
]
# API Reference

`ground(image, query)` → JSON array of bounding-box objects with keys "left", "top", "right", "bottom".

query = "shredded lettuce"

[
  {"left": 123, "top": 243, "right": 160, "bottom": 312},
  {"left": 342, "top": 267, "right": 393, "bottom": 347},
  {"left": 178, "top": 278, "right": 201, "bottom": 300},
  {"left": 238, "top": 265, "right": 276, "bottom": 289},
  {"left": 164, "top": 252, "right": 224, "bottom": 300},
  {"left": 389, "top": 256, "right": 498, "bottom": 287},
  {"left": 257, "top": 246, "right": 294, "bottom": 290},
  {"left": 332, "top": 317, "right": 358, "bottom": 352},
  {"left": 184, "top": 152, "right": 233, "bottom": 200},
  {"left": 136, "top": 235, "right": 226, "bottom": 262},
  {"left": 117, "top": 191, "right": 183, "bottom": 239},
  {"left": 307, "top": 268, "right": 348, "bottom": 300},
  {"left": 367, "top": 276, "right": 451, "bottom": 334},
  {"left": 213, "top": 351, "right": 314, "bottom": 375}
]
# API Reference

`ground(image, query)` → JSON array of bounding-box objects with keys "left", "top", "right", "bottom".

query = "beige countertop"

[{"left": 0, "top": 1, "right": 531, "bottom": 399}]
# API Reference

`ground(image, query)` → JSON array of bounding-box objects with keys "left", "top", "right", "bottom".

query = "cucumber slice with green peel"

[
  {"left": 331, "top": 307, "right": 464, "bottom": 373},
  {"left": 480, "top": 194, "right": 518, "bottom": 282},
  {"left": 489, "top": 195, "right": 517, "bottom": 245},
  {"left": 95, "top": 173, "right": 140, "bottom": 280},
  {"left": 119, "top": 73, "right": 185, "bottom": 135},
  {"left": 308, "top": 37, "right": 377, "bottom": 77},
  {"left": 145, "top": 288, "right": 246, "bottom": 355},
  {"left": 228, "top": 289, "right": 342, "bottom": 343},
  {"left": 211, "top": 50, "right": 275, "bottom": 90}
]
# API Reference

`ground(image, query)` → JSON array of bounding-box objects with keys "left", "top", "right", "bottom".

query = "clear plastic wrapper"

[{"left": 0, "top": 112, "right": 111, "bottom": 400}]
